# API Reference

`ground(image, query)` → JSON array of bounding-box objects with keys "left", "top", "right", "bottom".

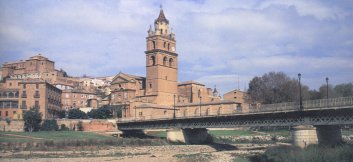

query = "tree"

[
  {"left": 67, "top": 109, "right": 87, "bottom": 119},
  {"left": 87, "top": 106, "right": 113, "bottom": 119},
  {"left": 5, "top": 117, "right": 11, "bottom": 125},
  {"left": 248, "top": 72, "right": 309, "bottom": 104},
  {"left": 57, "top": 110, "right": 66, "bottom": 119},
  {"left": 334, "top": 83, "right": 353, "bottom": 97},
  {"left": 41, "top": 120, "right": 59, "bottom": 131},
  {"left": 23, "top": 107, "right": 42, "bottom": 132},
  {"left": 319, "top": 84, "right": 336, "bottom": 99}
]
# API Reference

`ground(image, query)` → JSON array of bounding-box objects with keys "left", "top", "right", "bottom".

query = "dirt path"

[{"left": 0, "top": 133, "right": 43, "bottom": 140}]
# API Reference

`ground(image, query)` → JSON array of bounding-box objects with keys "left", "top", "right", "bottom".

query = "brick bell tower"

[{"left": 145, "top": 7, "right": 178, "bottom": 105}]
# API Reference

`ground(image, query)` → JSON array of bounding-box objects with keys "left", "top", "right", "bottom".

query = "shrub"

[
  {"left": 41, "top": 120, "right": 59, "bottom": 131},
  {"left": 77, "top": 121, "right": 84, "bottom": 131},
  {"left": 87, "top": 106, "right": 113, "bottom": 119},
  {"left": 68, "top": 109, "right": 87, "bottom": 119},
  {"left": 5, "top": 117, "right": 11, "bottom": 125},
  {"left": 60, "top": 124, "right": 69, "bottom": 131}
]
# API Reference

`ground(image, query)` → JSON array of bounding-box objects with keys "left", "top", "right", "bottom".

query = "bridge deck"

[{"left": 117, "top": 97, "right": 353, "bottom": 130}]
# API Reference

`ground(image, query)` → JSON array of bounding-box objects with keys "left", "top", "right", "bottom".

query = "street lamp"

[
  {"left": 298, "top": 73, "right": 303, "bottom": 111},
  {"left": 326, "top": 77, "right": 329, "bottom": 100},
  {"left": 173, "top": 94, "right": 176, "bottom": 119},
  {"left": 198, "top": 89, "right": 202, "bottom": 116}
]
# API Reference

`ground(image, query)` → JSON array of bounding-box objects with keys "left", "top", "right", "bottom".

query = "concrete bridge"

[{"left": 117, "top": 96, "right": 353, "bottom": 147}]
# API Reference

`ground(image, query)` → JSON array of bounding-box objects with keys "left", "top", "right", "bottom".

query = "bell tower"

[{"left": 145, "top": 7, "right": 178, "bottom": 105}]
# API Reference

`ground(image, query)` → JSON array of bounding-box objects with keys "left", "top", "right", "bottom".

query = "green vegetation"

[
  {"left": 342, "top": 130, "right": 353, "bottom": 136},
  {"left": 23, "top": 107, "right": 42, "bottom": 132},
  {"left": 146, "top": 131, "right": 167, "bottom": 138},
  {"left": 0, "top": 131, "right": 169, "bottom": 151},
  {"left": 87, "top": 106, "right": 113, "bottom": 119},
  {"left": 173, "top": 153, "right": 213, "bottom": 162},
  {"left": 68, "top": 109, "right": 87, "bottom": 119},
  {"left": 0, "top": 131, "right": 114, "bottom": 142},
  {"left": 41, "top": 120, "right": 59, "bottom": 131},
  {"left": 241, "top": 144, "right": 353, "bottom": 162},
  {"left": 209, "top": 130, "right": 259, "bottom": 136}
]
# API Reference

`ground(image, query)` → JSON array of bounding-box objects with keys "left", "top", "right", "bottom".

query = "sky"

[{"left": 1, "top": 0, "right": 353, "bottom": 95}]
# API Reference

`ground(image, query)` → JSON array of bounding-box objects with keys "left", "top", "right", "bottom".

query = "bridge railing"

[{"left": 118, "top": 96, "right": 353, "bottom": 122}]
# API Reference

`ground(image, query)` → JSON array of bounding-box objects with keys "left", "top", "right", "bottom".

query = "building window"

[
  {"left": 22, "top": 101, "right": 26, "bottom": 109},
  {"left": 139, "top": 112, "right": 143, "bottom": 116},
  {"left": 152, "top": 41, "right": 156, "bottom": 49},
  {"left": 163, "top": 57, "right": 167, "bottom": 66},
  {"left": 36, "top": 84, "right": 39, "bottom": 89},
  {"left": 5, "top": 111, "right": 8, "bottom": 116},
  {"left": 13, "top": 111, "right": 16, "bottom": 115},
  {"left": 150, "top": 56, "right": 156, "bottom": 65},
  {"left": 9, "top": 83, "right": 12, "bottom": 86},
  {"left": 168, "top": 43, "right": 170, "bottom": 51},
  {"left": 163, "top": 42, "right": 166, "bottom": 48},
  {"left": 23, "top": 84, "right": 26, "bottom": 88},
  {"left": 35, "top": 101, "right": 39, "bottom": 108},
  {"left": 169, "top": 58, "right": 174, "bottom": 67},
  {"left": 149, "top": 83, "right": 152, "bottom": 89}
]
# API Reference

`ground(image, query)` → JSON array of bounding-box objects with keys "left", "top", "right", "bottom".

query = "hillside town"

[{"left": 0, "top": 9, "right": 251, "bottom": 120}]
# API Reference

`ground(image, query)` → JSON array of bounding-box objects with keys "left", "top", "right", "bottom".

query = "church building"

[{"left": 110, "top": 8, "right": 243, "bottom": 119}]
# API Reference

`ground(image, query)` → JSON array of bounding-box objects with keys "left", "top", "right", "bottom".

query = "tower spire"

[{"left": 155, "top": 6, "right": 169, "bottom": 24}]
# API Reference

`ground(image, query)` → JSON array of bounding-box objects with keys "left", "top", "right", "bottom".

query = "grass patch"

[
  {"left": 342, "top": 130, "right": 353, "bottom": 136},
  {"left": 0, "top": 131, "right": 115, "bottom": 142},
  {"left": 208, "top": 130, "right": 259, "bottom": 137},
  {"left": 146, "top": 131, "right": 167, "bottom": 138},
  {"left": 174, "top": 153, "right": 213, "bottom": 162},
  {"left": 0, "top": 131, "right": 169, "bottom": 151}
]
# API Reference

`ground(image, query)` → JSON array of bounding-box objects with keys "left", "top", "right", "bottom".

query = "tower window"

[
  {"left": 163, "top": 57, "right": 167, "bottom": 66},
  {"left": 152, "top": 41, "right": 156, "bottom": 49},
  {"left": 149, "top": 83, "right": 152, "bottom": 89},
  {"left": 163, "top": 42, "right": 166, "bottom": 48},
  {"left": 160, "top": 29, "right": 163, "bottom": 34},
  {"left": 151, "top": 56, "right": 156, "bottom": 65},
  {"left": 169, "top": 58, "right": 174, "bottom": 67}
]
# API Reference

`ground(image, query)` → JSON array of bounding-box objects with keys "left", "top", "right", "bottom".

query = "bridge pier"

[
  {"left": 291, "top": 125, "right": 318, "bottom": 148},
  {"left": 316, "top": 125, "right": 343, "bottom": 146},
  {"left": 167, "top": 128, "right": 212, "bottom": 144}
]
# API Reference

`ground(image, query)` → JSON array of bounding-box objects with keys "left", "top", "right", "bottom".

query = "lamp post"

[
  {"left": 298, "top": 73, "right": 303, "bottom": 111},
  {"left": 198, "top": 89, "right": 202, "bottom": 116},
  {"left": 173, "top": 94, "right": 176, "bottom": 119},
  {"left": 326, "top": 77, "right": 329, "bottom": 100}
]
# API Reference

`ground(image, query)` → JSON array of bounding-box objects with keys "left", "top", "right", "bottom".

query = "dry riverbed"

[{"left": 0, "top": 144, "right": 274, "bottom": 162}]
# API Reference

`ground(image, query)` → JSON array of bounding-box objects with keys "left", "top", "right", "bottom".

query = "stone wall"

[
  {"left": 0, "top": 120, "right": 24, "bottom": 132},
  {"left": 57, "top": 119, "right": 117, "bottom": 132},
  {"left": 0, "top": 119, "right": 117, "bottom": 132}
]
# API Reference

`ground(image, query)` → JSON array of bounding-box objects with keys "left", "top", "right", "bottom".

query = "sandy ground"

[{"left": 0, "top": 144, "right": 269, "bottom": 162}]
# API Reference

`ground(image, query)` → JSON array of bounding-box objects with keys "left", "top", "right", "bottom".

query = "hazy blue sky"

[{"left": 1, "top": 0, "right": 353, "bottom": 94}]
